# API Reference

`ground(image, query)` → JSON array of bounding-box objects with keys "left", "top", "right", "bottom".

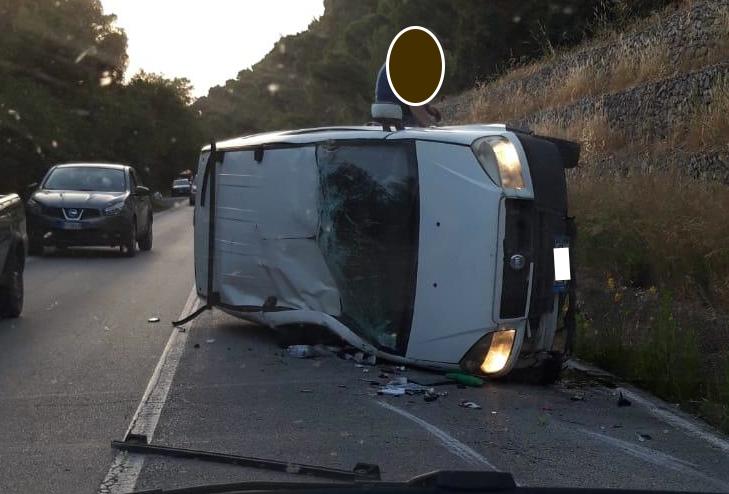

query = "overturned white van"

[{"left": 191, "top": 114, "right": 579, "bottom": 380}]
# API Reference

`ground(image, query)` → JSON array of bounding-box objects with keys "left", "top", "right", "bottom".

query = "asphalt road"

[
  {"left": 0, "top": 200, "right": 194, "bottom": 494},
  {"left": 1, "top": 203, "right": 729, "bottom": 493}
]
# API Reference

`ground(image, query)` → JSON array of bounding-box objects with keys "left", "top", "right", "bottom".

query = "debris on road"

[
  {"left": 617, "top": 391, "right": 632, "bottom": 407},
  {"left": 193, "top": 343, "right": 200, "bottom": 348},
  {"left": 287, "top": 345, "right": 316, "bottom": 358},
  {"left": 570, "top": 394, "right": 585, "bottom": 401},
  {"left": 637, "top": 433, "right": 652, "bottom": 442},
  {"left": 206, "top": 338, "right": 215, "bottom": 344},
  {"left": 300, "top": 389, "right": 313, "bottom": 393},
  {"left": 147, "top": 317, "right": 160, "bottom": 323},
  {"left": 446, "top": 373, "right": 484, "bottom": 387},
  {"left": 424, "top": 390, "right": 439, "bottom": 402},
  {"left": 378, "top": 386, "right": 406, "bottom": 396},
  {"left": 459, "top": 400, "right": 482, "bottom": 409}
]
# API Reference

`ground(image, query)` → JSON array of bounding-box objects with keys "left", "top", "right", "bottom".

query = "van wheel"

[
  {"left": 122, "top": 222, "right": 137, "bottom": 258},
  {"left": 138, "top": 215, "right": 153, "bottom": 251},
  {"left": 0, "top": 250, "right": 24, "bottom": 318},
  {"left": 505, "top": 351, "right": 563, "bottom": 385}
]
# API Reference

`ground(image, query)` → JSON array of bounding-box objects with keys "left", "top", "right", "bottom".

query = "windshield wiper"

[
  {"left": 113, "top": 436, "right": 380, "bottom": 483},
  {"left": 131, "top": 471, "right": 519, "bottom": 494}
]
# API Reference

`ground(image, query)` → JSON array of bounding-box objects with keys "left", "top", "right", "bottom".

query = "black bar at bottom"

[{"left": 111, "top": 440, "right": 381, "bottom": 481}]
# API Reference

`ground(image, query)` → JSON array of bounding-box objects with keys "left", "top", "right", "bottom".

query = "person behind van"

[{"left": 375, "top": 64, "right": 441, "bottom": 127}]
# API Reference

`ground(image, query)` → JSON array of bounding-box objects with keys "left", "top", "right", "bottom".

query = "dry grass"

[
  {"left": 461, "top": 2, "right": 729, "bottom": 127},
  {"left": 466, "top": 37, "right": 675, "bottom": 125},
  {"left": 570, "top": 172, "right": 729, "bottom": 309},
  {"left": 684, "top": 77, "right": 729, "bottom": 152}
]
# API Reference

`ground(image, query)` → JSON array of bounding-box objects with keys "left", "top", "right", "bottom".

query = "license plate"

[
  {"left": 59, "top": 221, "right": 84, "bottom": 230},
  {"left": 553, "top": 247, "right": 571, "bottom": 281}
]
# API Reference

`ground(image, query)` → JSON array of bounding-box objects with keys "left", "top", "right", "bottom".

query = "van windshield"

[{"left": 316, "top": 142, "right": 419, "bottom": 354}]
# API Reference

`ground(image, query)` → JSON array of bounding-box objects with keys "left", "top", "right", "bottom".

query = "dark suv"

[{"left": 26, "top": 163, "right": 153, "bottom": 257}]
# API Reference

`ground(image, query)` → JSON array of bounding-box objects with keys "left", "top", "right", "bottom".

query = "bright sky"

[{"left": 101, "top": 0, "right": 325, "bottom": 98}]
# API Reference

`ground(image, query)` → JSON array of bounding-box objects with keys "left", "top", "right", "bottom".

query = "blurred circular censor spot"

[{"left": 386, "top": 26, "right": 445, "bottom": 106}]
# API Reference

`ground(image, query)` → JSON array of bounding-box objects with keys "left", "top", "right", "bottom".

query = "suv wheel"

[
  {"left": 28, "top": 238, "right": 44, "bottom": 257},
  {"left": 0, "top": 249, "right": 24, "bottom": 318},
  {"left": 138, "top": 215, "right": 153, "bottom": 251},
  {"left": 121, "top": 221, "right": 137, "bottom": 258}
]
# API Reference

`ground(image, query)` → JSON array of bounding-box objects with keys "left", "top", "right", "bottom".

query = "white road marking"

[
  {"left": 376, "top": 400, "right": 497, "bottom": 470},
  {"left": 580, "top": 429, "right": 729, "bottom": 491},
  {"left": 617, "top": 387, "right": 729, "bottom": 454},
  {"left": 98, "top": 286, "right": 200, "bottom": 494}
]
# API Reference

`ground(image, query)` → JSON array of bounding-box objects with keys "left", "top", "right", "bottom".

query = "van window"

[{"left": 316, "top": 142, "right": 419, "bottom": 353}]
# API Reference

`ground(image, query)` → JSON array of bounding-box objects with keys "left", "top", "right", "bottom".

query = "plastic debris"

[
  {"left": 206, "top": 338, "right": 215, "bottom": 344},
  {"left": 287, "top": 345, "right": 316, "bottom": 358},
  {"left": 570, "top": 394, "right": 584, "bottom": 401},
  {"left": 424, "top": 391, "right": 439, "bottom": 402},
  {"left": 446, "top": 373, "right": 484, "bottom": 387},
  {"left": 459, "top": 400, "right": 482, "bottom": 409},
  {"left": 147, "top": 317, "right": 160, "bottom": 323},
  {"left": 637, "top": 433, "right": 652, "bottom": 442},
  {"left": 378, "top": 386, "right": 405, "bottom": 396},
  {"left": 617, "top": 392, "right": 632, "bottom": 407}
]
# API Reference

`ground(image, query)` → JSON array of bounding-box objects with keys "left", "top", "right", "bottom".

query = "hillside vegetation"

[
  {"left": 446, "top": 0, "right": 729, "bottom": 430},
  {"left": 194, "top": 0, "right": 675, "bottom": 139},
  {"left": 0, "top": 0, "right": 203, "bottom": 193}
]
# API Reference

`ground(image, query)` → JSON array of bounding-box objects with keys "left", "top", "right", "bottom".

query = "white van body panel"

[
  {"left": 405, "top": 141, "right": 505, "bottom": 364},
  {"left": 195, "top": 146, "right": 340, "bottom": 314}
]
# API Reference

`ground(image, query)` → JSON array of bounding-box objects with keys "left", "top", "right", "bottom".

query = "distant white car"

[{"left": 192, "top": 105, "right": 578, "bottom": 380}]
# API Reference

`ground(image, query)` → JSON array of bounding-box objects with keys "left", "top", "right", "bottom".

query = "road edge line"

[{"left": 99, "top": 286, "right": 199, "bottom": 494}]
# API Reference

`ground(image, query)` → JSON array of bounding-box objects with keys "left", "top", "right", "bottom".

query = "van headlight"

[
  {"left": 472, "top": 136, "right": 525, "bottom": 190},
  {"left": 460, "top": 328, "right": 517, "bottom": 376}
]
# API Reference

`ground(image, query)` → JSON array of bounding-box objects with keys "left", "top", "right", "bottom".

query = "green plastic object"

[{"left": 445, "top": 372, "right": 484, "bottom": 387}]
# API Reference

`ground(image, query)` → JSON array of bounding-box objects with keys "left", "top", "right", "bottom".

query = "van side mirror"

[{"left": 134, "top": 185, "right": 151, "bottom": 196}]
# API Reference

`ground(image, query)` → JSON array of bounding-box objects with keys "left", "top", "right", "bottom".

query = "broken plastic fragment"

[
  {"left": 147, "top": 317, "right": 160, "bottom": 323},
  {"left": 287, "top": 345, "right": 315, "bottom": 358},
  {"left": 459, "top": 400, "right": 482, "bottom": 409},
  {"left": 378, "top": 386, "right": 405, "bottom": 396}
]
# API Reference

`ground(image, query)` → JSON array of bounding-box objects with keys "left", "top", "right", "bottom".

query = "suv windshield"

[{"left": 44, "top": 167, "right": 126, "bottom": 192}]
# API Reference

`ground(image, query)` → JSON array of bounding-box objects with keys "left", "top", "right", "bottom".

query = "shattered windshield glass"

[{"left": 316, "top": 142, "right": 419, "bottom": 353}]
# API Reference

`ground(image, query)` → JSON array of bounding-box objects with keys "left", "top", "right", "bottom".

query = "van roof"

[{"left": 204, "top": 124, "right": 511, "bottom": 152}]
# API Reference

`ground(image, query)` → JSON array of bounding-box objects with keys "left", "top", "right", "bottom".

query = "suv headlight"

[
  {"left": 472, "top": 136, "right": 525, "bottom": 190},
  {"left": 103, "top": 201, "right": 125, "bottom": 216}
]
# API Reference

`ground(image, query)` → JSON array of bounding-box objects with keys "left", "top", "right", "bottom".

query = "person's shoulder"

[{"left": 375, "top": 64, "right": 397, "bottom": 103}]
